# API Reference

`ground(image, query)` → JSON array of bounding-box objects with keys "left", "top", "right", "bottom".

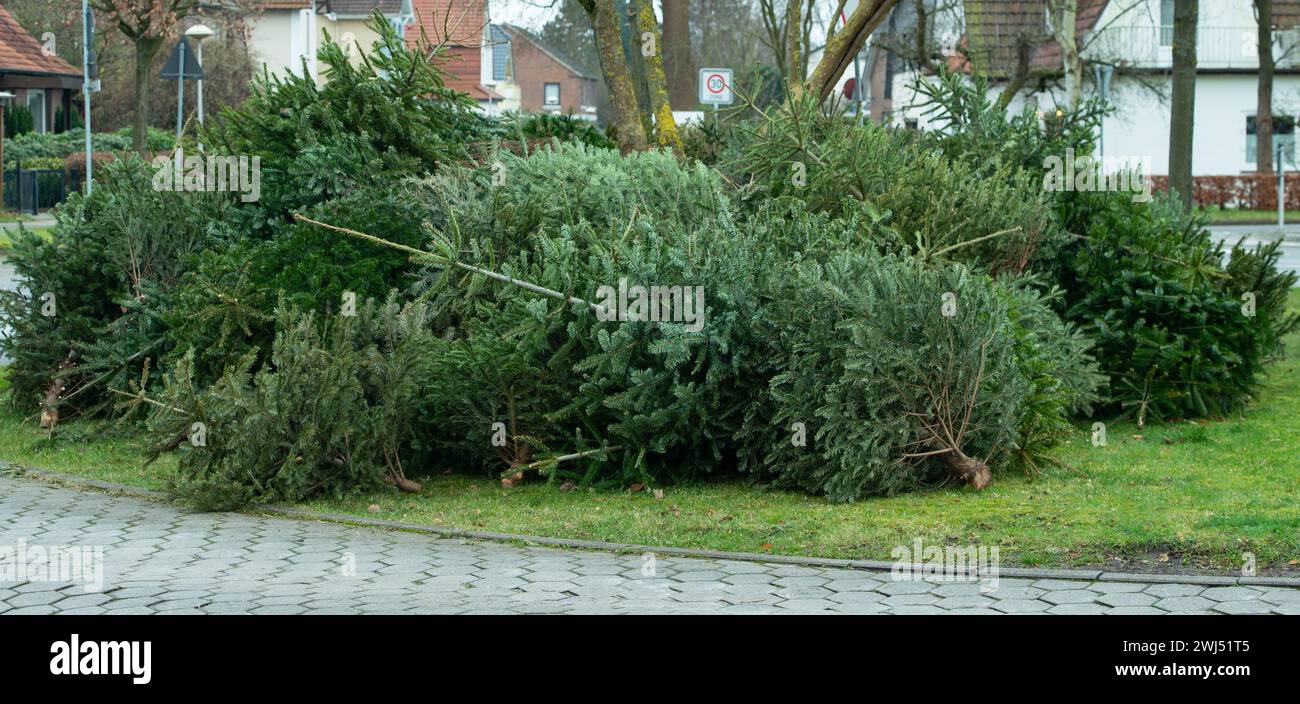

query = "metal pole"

[
  {"left": 1099, "top": 117, "right": 1105, "bottom": 163},
  {"left": 196, "top": 41, "right": 204, "bottom": 127},
  {"left": 176, "top": 41, "right": 185, "bottom": 141},
  {"left": 1279, "top": 141, "right": 1286, "bottom": 229},
  {"left": 82, "top": 0, "right": 92, "bottom": 195}
]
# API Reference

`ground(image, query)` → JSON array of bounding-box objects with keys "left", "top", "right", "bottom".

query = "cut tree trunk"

[{"left": 944, "top": 453, "right": 992, "bottom": 490}]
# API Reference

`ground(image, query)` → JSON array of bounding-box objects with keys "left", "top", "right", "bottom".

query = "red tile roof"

[
  {"left": 949, "top": 0, "right": 1108, "bottom": 79},
  {"left": 0, "top": 5, "right": 81, "bottom": 77},
  {"left": 1276, "top": 0, "right": 1300, "bottom": 28},
  {"left": 1033, "top": 0, "right": 1109, "bottom": 70}
]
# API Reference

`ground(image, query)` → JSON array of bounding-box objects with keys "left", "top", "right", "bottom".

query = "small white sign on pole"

[{"left": 698, "top": 68, "right": 733, "bottom": 105}]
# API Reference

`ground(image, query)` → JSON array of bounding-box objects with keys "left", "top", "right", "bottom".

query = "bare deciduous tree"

[
  {"left": 576, "top": 0, "right": 647, "bottom": 151},
  {"left": 90, "top": 0, "right": 252, "bottom": 152},
  {"left": 1169, "top": 0, "right": 1198, "bottom": 211},
  {"left": 631, "top": 0, "right": 681, "bottom": 151},
  {"left": 1256, "top": 0, "right": 1275, "bottom": 172}
]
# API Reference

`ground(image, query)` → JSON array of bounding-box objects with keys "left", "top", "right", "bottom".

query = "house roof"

[
  {"left": 500, "top": 23, "right": 597, "bottom": 80},
  {"left": 1277, "top": 1, "right": 1300, "bottom": 27},
  {"left": 957, "top": 0, "right": 1300, "bottom": 79},
  {"left": 0, "top": 6, "right": 81, "bottom": 78},
  {"left": 949, "top": 0, "right": 1100, "bottom": 77},
  {"left": 1031, "top": 0, "right": 1109, "bottom": 70},
  {"left": 321, "top": 0, "right": 405, "bottom": 15}
]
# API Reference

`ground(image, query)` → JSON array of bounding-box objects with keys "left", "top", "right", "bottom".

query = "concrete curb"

[{"left": 7, "top": 462, "right": 1300, "bottom": 588}]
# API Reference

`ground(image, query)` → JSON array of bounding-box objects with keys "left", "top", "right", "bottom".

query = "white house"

[
  {"left": 873, "top": 0, "right": 1300, "bottom": 176},
  {"left": 247, "top": 1, "right": 415, "bottom": 84}
]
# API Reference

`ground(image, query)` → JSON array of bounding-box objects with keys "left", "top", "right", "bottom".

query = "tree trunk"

[
  {"left": 996, "top": 36, "right": 1035, "bottom": 110},
  {"left": 784, "top": 0, "right": 803, "bottom": 93},
  {"left": 1168, "top": 0, "right": 1198, "bottom": 212},
  {"left": 1054, "top": 0, "right": 1082, "bottom": 108},
  {"left": 133, "top": 36, "right": 163, "bottom": 153},
  {"left": 1257, "top": 0, "right": 1275, "bottom": 173},
  {"left": 633, "top": 0, "right": 682, "bottom": 152},
  {"left": 944, "top": 453, "right": 991, "bottom": 490},
  {"left": 587, "top": 0, "right": 647, "bottom": 152},
  {"left": 799, "top": 0, "right": 898, "bottom": 103},
  {"left": 758, "top": 0, "right": 788, "bottom": 80},
  {"left": 662, "top": 0, "right": 695, "bottom": 109}
]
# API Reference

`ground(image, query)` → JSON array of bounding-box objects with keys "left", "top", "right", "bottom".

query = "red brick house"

[
  {"left": 406, "top": 0, "right": 499, "bottom": 104},
  {"left": 0, "top": 5, "right": 82, "bottom": 133},
  {"left": 499, "top": 23, "right": 597, "bottom": 120}
]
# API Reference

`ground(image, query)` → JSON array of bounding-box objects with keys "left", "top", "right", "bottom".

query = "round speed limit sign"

[{"left": 699, "top": 68, "right": 733, "bottom": 105}]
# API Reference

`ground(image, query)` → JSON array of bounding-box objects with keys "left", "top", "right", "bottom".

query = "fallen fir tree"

[{"left": 134, "top": 143, "right": 1098, "bottom": 507}]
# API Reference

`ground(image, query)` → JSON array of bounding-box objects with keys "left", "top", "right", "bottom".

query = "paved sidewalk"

[
  {"left": 2, "top": 475, "right": 1298, "bottom": 615},
  {"left": 0, "top": 215, "right": 57, "bottom": 231}
]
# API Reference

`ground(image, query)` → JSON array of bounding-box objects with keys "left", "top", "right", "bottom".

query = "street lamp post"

[
  {"left": 82, "top": 0, "right": 95, "bottom": 194},
  {"left": 184, "top": 25, "right": 213, "bottom": 129}
]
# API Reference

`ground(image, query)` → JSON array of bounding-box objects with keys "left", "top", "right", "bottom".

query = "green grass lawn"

[
  {"left": 3, "top": 292, "right": 1299, "bottom": 574},
  {"left": 0, "top": 228, "right": 53, "bottom": 252}
]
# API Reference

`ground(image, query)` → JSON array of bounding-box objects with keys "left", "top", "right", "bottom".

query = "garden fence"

[{"left": 2, "top": 161, "right": 84, "bottom": 214}]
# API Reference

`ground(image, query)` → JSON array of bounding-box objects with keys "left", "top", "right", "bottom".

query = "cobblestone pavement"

[{"left": 3, "top": 475, "right": 1299, "bottom": 615}]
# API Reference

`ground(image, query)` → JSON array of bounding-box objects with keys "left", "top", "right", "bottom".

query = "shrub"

[
  {"left": 53, "top": 104, "right": 83, "bottom": 132},
  {"left": 2, "top": 131, "right": 133, "bottom": 166},
  {"left": 4, "top": 105, "right": 33, "bottom": 138}
]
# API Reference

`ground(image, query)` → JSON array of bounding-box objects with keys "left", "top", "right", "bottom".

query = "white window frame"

[{"left": 543, "top": 82, "right": 561, "bottom": 108}]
